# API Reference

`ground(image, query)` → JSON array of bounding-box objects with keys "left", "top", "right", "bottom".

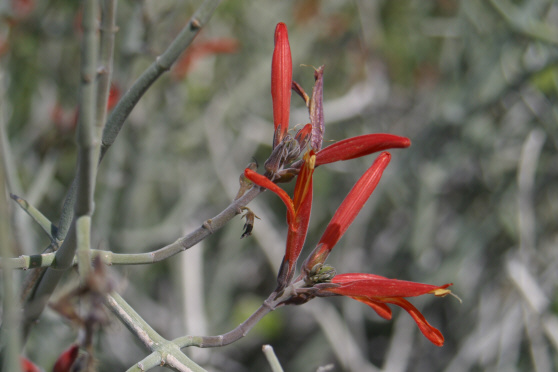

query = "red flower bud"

[
  {"left": 52, "top": 344, "right": 79, "bottom": 372},
  {"left": 20, "top": 357, "right": 40, "bottom": 372},
  {"left": 304, "top": 152, "right": 391, "bottom": 271},
  {"left": 271, "top": 23, "right": 292, "bottom": 148},
  {"left": 315, "top": 134, "right": 410, "bottom": 166}
]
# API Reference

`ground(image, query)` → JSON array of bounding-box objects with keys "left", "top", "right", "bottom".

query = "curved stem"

[
  {"left": 175, "top": 284, "right": 305, "bottom": 349},
  {"left": 21, "top": 0, "right": 99, "bottom": 342},
  {"left": 107, "top": 292, "right": 206, "bottom": 372},
  {"left": 100, "top": 0, "right": 222, "bottom": 159},
  {"left": 1, "top": 185, "right": 264, "bottom": 270}
]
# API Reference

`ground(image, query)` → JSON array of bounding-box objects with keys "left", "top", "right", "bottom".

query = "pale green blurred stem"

[
  {"left": 9, "top": 194, "right": 57, "bottom": 241},
  {"left": 100, "top": 0, "right": 222, "bottom": 159},
  {"left": 0, "top": 123, "right": 21, "bottom": 372},
  {"left": 76, "top": 216, "right": 92, "bottom": 279},
  {"left": 488, "top": 0, "right": 558, "bottom": 44},
  {"left": 21, "top": 0, "right": 100, "bottom": 341},
  {"left": 56, "top": 0, "right": 222, "bottom": 245},
  {"left": 3, "top": 186, "right": 264, "bottom": 270},
  {"left": 262, "top": 345, "right": 285, "bottom": 372},
  {"left": 107, "top": 292, "right": 206, "bottom": 372},
  {"left": 97, "top": 0, "right": 118, "bottom": 132},
  {"left": 130, "top": 289, "right": 290, "bottom": 371}
]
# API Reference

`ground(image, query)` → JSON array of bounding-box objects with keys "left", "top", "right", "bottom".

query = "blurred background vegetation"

[{"left": 1, "top": 0, "right": 558, "bottom": 371}]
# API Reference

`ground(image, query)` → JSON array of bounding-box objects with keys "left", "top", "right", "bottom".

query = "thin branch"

[
  {"left": 100, "top": 0, "right": 222, "bottom": 160},
  {"left": 125, "top": 353, "right": 162, "bottom": 372},
  {"left": 262, "top": 345, "right": 284, "bottom": 372},
  {"left": 21, "top": 0, "right": 100, "bottom": 342},
  {"left": 107, "top": 292, "right": 206, "bottom": 372},
  {"left": 106, "top": 292, "right": 165, "bottom": 349},
  {"left": 488, "top": 0, "right": 558, "bottom": 45},
  {"left": 56, "top": 0, "right": 222, "bottom": 241},
  {"left": 0, "top": 128, "right": 21, "bottom": 372},
  {"left": 0, "top": 58, "right": 32, "bottom": 255},
  {"left": 1, "top": 185, "right": 264, "bottom": 270},
  {"left": 96, "top": 0, "right": 118, "bottom": 135},
  {"left": 173, "top": 286, "right": 301, "bottom": 349},
  {"left": 175, "top": 302, "right": 274, "bottom": 348},
  {"left": 10, "top": 193, "right": 58, "bottom": 241}
]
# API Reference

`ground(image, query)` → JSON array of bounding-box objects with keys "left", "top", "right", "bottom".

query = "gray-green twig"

[
  {"left": 106, "top": 292, "right": 206, "bottom": 372},
  {"left": 21, "top": 0, "right": 100, "bottom": 341},
  {"left": 3, "top": 185, "right": 264, "bottom": 270}
]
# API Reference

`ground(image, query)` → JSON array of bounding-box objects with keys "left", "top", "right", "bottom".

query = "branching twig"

[
  {"left": 21, "top": 0, "right": 100, "bottom": 341},
  {"left": 100, "top": 0, "right": 223, "bottom": 160},
  {"left": 20, "top": 0, "right": 224, "bottom": 344},
  {"left": 10, "top": 193, "right": 58, "bottom": 242},
  {"left": 2, "top": 185, "right": 264, "bottom": 270},
  {"left": 106, "top": 292, "right": 206, "bottom": 372}
]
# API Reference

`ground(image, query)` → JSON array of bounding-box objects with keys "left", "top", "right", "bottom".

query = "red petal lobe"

[{"left": 316, "top": 134, "right": 410, "bottom": 166}]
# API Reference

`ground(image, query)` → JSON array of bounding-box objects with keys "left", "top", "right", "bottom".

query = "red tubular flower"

[
  {"left": 303, "top": 152, "right": 391, "bottom": 271},
  {"left": 20, "top": 357, "right": 40, "bottom": 372},
  {"left": 271, "top": 22, "right": 292, "bottom": 148},
  {"left": 320, "top": 273, "right": 452, "bottom": 346},
  {"left": 315, "top": 134, "right": 410, "bottom": 166},
  {"left": 52, "top": 344, "right": 79, "bottom": 372},
  {"left": 245, "top": 151, "right": 315, "bottom": 286}
]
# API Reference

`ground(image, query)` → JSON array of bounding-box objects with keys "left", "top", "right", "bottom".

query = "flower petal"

[
  {"left": 349, "top": 296, "right": 392, "bottom": 320},
  {"left": 271, "top": 22, "right": 292, "bottom": 147},
  {"left": 304, "top": 152, "right": 391, "bottom": 270},
  {"left": 384, "top": 297, "right": 445, "bottom": 347},
  {"left": 329, "top": 273, "right": 453, "bottom": 298},
  {"left": 315, "top": 134, "right": 410, "bottom": 166},
  {"left": 278, "top": 152, "right": 315, "bottom": 287},
  {"left": 53, "top": 344, "right": 80, "bottom": 372},
  {"left": 244, "top": 168, "right": 296, "bottom": 228}
]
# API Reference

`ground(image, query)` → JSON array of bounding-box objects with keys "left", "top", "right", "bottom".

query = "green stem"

[
  {"left": 97, "top": 0, "right": 118, "bottom": 135},
  {"left": 107, "top": 292, "right": 206, "bottom": 372},
  {"left": 262, "top": 345, "right": 285, "bottom": 372},
  {"left": 106, "top": 292, "right": 166, "bottom": 348},
  {"left": 10, "top": 193, "right": 57, "bottom": 242},
  {"left": 21, "top": 0, "right": 100, "bottom": 342},
  {"left": 100, "top": 0, "right": 222, "bottom": 159},
  {"left": 0, "top": 128, "right": 21, "bottom": 372},
  {"left": 174, "top": 286, "right": 298, "bottom": 349},
  {"left": 488, "top": 0, "right": 558, "bottom": 45},
  {"left": 2, "top": 185, "right": 264, "bottom": 270}
]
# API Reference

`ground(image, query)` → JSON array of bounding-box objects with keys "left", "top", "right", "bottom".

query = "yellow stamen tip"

[{"left": 431, "top": 288, "right": 452, "bottom": 297}]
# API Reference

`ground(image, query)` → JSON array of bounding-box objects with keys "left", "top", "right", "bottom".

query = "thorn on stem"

[
  {"left": 190, "top": 18, "right": 202, "bottom": 31},
  {"left": 202, "top": 219, "right": 214, "bottom": 233}
]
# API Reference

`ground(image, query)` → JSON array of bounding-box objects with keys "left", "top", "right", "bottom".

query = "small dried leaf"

[{"left": 309, "top": 66, "right": 325, "bottom": 151}]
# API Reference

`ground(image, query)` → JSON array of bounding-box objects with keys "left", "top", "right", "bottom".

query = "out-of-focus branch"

[
  {"left": 262, "top": 345, "right": 284, "bottom": 372},
  {"left": 0, "top": 120, "right": 21, "bottom": 372},
  {"left": 57, "top": 0, "right": 222, "bottom": 241},
  {"left": 0, "top": 60, "right": 32, "bottom": 255},
  {"left": 173, "top": 286, "right": 303, "bottom": 350},
  {"left": 106, "top": 292, "right": 206, "bottom": 372},
  {"left": 2, "top": 185, "right": 264, "bottom": 270},
  {"left": 97, "top": 0, "right": 118, "bottom": 134},
  {"left": 21, "top": 0, "right": 100, "bottom": 341},
  {"left": 100, "top": 0, "right": 222, "bottom": 160},
  {"left": 489, "top": 0, "right": 558, "bottom": 45},
  {"left": 21, "top": 0, "right": 224, "bottom": 345},
  {"left": 174, "top": 301, "right": 275, "bottom": 348},
  {"left": 10, "top": 194, "right": 57, "bottom": 241}
]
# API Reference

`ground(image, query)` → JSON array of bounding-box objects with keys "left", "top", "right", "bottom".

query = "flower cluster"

[{"left": 246, "top": 23, "right": 452, "bottom": 347}]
